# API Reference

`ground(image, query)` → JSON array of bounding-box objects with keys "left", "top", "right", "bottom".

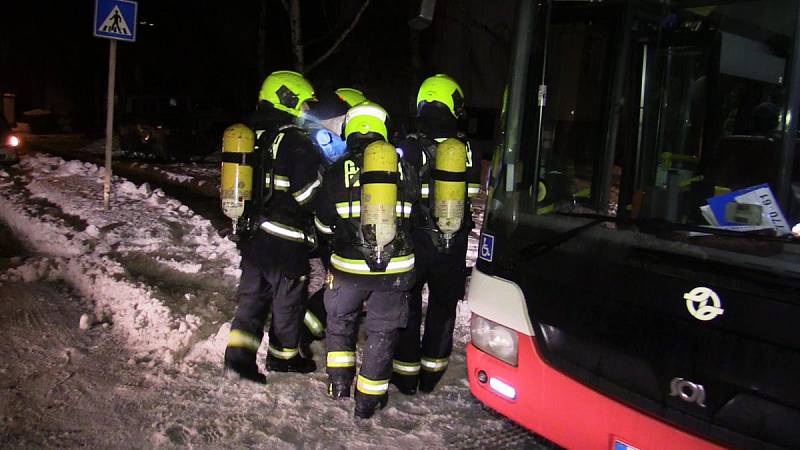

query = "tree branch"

[
  {"left": 305, "top": 0, "right": 371, "bottom": 74},
  {"left": 289, "top": 0, "right": 304, "bottom": 72}
]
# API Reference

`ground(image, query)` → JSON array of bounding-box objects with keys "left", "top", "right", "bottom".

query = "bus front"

[{"left": 467, "top": 1, "right": 800, "bottom": 449}]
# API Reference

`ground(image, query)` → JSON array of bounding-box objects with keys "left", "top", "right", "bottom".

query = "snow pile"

[
  {"left": 130, "top": 161, "right": 221, "bottom": 194},
  {"left": 0, "top": 154, "right": 487, "bottom": 370},
  {"left": 155, "top": 257, "right": 203, "bottom": 274},
  {"left": 165, "top": 172, "right": 193, "bottom": 183},
  {"left": 0, "top": 153, "right": 239, "bottom": 363},
  {"left": 77, "top": 138, "right": 220, "bottom": 196}
]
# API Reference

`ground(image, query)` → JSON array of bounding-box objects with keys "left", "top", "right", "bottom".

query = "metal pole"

[
  {"left": 596, "top": 5, "right": 632, "bottom": 213},
  {"left": 777, "top": 4, "right": 800, "bottom": 209},
  {"left": 503, "top": 0, "right": 536, "bottom": 194},
  {"left": 530, "top": 0, "right": 552, "bottom": 207},
  {"left": 103, "top": 40, "right": 117, "bottom": 211}
]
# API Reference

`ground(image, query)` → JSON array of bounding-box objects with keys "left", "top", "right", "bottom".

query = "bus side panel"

[{"left": 466, "top": 336, "right": 724, "bottom": 450}]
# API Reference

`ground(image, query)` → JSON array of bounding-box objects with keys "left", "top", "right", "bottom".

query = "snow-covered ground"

[
  {"left": 0, "top": 153, "right": 543, "bottom": 448},
  {"left": 78, "top": 137, "right": 221, "bottom": 196}
]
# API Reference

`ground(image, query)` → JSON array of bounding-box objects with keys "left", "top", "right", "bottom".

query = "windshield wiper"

[
  {"left": 559, "top": 212, "right": 799, "bottom": 243},
  {"left": 515, "top": 214, "right": 610, "bottom": 261}
]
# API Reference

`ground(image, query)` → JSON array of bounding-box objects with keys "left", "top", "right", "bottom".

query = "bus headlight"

[{"left": 471, "top": 314, "right": 518, "bottom": 366}]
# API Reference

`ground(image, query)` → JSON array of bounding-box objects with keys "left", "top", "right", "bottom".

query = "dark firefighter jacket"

[{"left": 241, "top": 109, "right": 322, "bottom": 278}]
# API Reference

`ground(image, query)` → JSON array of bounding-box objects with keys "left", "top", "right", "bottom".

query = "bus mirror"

[{"left": 724, "top": 202, "right": 763, "bottom": 225}]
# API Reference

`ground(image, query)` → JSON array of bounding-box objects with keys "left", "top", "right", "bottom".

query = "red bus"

[{"left": 467, "top": 1, "right": 800, "bottom": 449}]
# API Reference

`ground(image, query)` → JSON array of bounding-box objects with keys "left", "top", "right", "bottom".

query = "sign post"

[{"left": 94, "top": 0, "right": 137, "bottom": 211}]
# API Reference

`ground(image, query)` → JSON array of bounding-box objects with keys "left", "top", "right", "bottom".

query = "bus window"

[{"left": 635, "top": 1, "right": 797, "bottom": 225}]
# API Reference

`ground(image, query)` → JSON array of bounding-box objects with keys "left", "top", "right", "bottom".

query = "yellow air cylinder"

[
  {"left": 433, "top": 138, "right": 467, "bottom": 245},
  {"left": 220, "top": 124, "right": 255, "bottom": 226},
  {"left": 361, "top": 141, "right": 398, "bottom": 256}
]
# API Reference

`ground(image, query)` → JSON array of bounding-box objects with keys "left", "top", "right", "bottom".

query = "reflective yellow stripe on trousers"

[
  {"left": 227, "top": 329, "right": 261, "bottom": 352},
  {"left": 304, "top": 311, "right": 325, "bottom": 337},
  {"left": 268, "top": 344, "right": 299, "bottom": 360},
  {"left": 327, "top": 351, "right": 356, "bottom": 368},
  {"left": 421, "top": 356, "right": 449, "bottom": 372},
  {"left": 356, "top": 374, "right": 389, "bottom": 395},
  {"left": 392, "top": 359, "right": 421, "bottom": 375}
]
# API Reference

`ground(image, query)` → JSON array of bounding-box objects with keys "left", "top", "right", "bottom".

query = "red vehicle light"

[{"left": 7, "top": 135, "right": 20, "bottom": 147}]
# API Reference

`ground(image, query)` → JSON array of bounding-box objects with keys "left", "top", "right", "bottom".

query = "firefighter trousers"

[
  {"left": 393, "top": 245, "right": 467, "bottom": 388},
  {"left": 225, "top": 258, "right": 308, "bottom": 368},
  {"left": 300, "top": 287, "right": 327, "bottom": 343},
  {"left": 300, "top": 254, "right": 330, "bottom": 346},
  {"left": 324, "top": 278, "right": 408, "bottom": 393}
]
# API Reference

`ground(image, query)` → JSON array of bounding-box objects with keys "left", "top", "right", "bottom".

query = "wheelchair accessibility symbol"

[
  {"left": 683, "top": 287, "right": 724, "bottom": 321},
  {"left": 479, "top": 233, "right": 494, "bottom": 262}
]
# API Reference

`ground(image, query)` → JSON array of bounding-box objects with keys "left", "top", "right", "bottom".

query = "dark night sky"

[{"left": 1, "top": 0, "right": 515, "bottom": 135}]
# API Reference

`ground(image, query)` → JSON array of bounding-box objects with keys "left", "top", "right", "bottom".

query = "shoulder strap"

[
  {"left": 250, "top": 127, "right": 285, "bottom": 223},
  {"left": 417, "top": 135, "right": 437, "bottom": 170}
]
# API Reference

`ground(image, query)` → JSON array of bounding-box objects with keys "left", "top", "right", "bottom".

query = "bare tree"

[
  {"left": 287, "top": 0, "right": 304, "bottom": 72},
  {"left": 276, "top": 0, "right": 371, "bottom": 74},
  {"left": 257, "top": 4, "right": 268, "bottom": 78},
  {"left": 304, "top": 0, "right": 371, "bottom": 74}
]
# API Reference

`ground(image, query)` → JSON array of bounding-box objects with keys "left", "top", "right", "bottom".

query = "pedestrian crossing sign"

[{"left": 94, "top": 0, "right": 138, "bottom": 42}]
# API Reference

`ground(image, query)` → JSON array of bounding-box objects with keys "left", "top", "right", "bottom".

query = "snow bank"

[
  {"left": 0, "top": 153, "right": 239, "bottom": 362},
  {"left": 0, "top": 154, "right": 485, "bottom": 369}
]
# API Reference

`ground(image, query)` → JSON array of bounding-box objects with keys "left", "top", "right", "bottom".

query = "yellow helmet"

[
  {"left": 335, "top": 88, "right": 367, "bottom": 107},
  {"left": 343, "top": 101, "right": 389, "bottom": 141},
  {"left": 416, "top": 74, "right": 464, "bottom": 118},
  {"left": 258, "top": 70, "right": 316, "bottom": 117}
]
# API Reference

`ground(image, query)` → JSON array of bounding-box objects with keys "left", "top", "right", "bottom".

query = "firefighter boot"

[
  {"left": 224, "top": 348, "right": 266, "bottom": 384},
  {"left": 390, "top": 372, "right": 418, "bottom": 396},
  {"left": 265, "top": 354, "right": 317, "bottom": 373},
  {"left": 299, "top": 327, "right": 315, "bottom": 360},
  {"left": 418, "top": 370, "right": 445, "bottom": 393},
  {"left": 327, "top": 380, "right": 352, "bottom": 399},
  {"left": 354, "top": 390, "right": 389, "bottom": 419}
]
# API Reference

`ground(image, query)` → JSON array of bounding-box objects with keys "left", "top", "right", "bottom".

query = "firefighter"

[
  {"left": 296, "top": 90, "right": 352, "bottom": 352},
  {"left": 335, "top": 87, "right": 367, "bottom": 108},
  {"left": 223, "top": 70, "right": 321, "bottom": 383},
  {"left": 314, "top": 102, "right": 419, "bottom": 418},
  {"left": 391, "top": 74, "right": 481, "bottom": 394}
]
